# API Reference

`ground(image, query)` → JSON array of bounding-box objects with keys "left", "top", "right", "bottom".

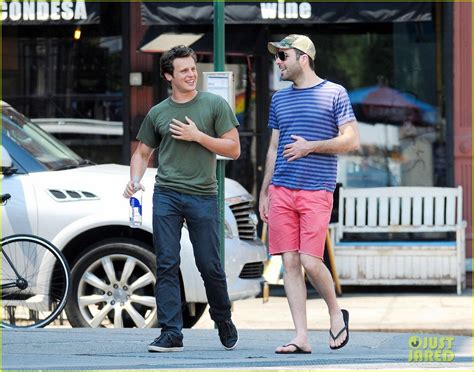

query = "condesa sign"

[{"left": 1, "top": 0, "right": 100, "bottom": 25}]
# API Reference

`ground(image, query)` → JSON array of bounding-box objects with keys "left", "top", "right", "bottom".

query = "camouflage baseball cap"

[{"left": 268, "top": 34, "right": 316, "bottom": 60}]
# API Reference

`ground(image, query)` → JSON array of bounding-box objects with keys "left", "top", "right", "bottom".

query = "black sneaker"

[
  {"left": 217, "top": 319, "right": 239, "bottom": 350},
  {"left": 148, "top": 333, "right": 184, "bottom": 352}
]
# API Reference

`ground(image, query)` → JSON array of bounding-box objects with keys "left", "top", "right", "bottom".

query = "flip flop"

[
  {"left": 329, "top": 309, "right": 350, "bottom": 350},
  {"left": 275, "top": 343, "right": 312, "bottom": 354}
]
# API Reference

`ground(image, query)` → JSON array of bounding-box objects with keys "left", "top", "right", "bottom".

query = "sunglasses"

[{"left": 275, "top": 51, "right": 289, "bottom": 61}]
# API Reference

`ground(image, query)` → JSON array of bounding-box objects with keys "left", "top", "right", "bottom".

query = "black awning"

[
  {"left": 139, "top": 26, "right": 260, "bottom": 56},
  {"left": 141, "top": 2, "right": 432, "bottom": 26}
]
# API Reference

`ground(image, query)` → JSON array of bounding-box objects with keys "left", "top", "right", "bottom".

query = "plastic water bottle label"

[{"left": 129, "top": 195, "right": 142, "bottom": 227}]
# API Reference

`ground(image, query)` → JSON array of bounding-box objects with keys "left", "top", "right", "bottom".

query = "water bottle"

[{"left": 129, "top": 178, "right": 142, "bottom": 228}]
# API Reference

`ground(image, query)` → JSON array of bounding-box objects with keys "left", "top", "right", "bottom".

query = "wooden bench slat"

[
  {"left": 336, "top": 241, "right": 457, "bottom": 247},
  {"left": 435, "top": 196, "right": 445, "bottom": 226},
  {"left": 340, "top": 186, "right": 461, "bottom": 198},
  {"left": 367, "top": 197, "right": 378, "bottom": 226},
  {"left": 379, "top": 197, "right": 389, "bottom": 226},
  {"left": 446, "top": 194, "right": 456, "bottom": 225},
  {"left": 424, "top": 196, "right": 434, "bottom": 226},
  {"left": 413, "top": 196, "right": 422, "bottom": 226},
  {"left": 343, "top": 225, "right": 457, "bottom": 233},
  {"left": 345, "top": 197, "right": 355, "bottom": 227},
  {"left": 401, "top": 196, "right": 411, "bottom": 225},
  {"left": 356, "top": 196, "right": 366, "bottom": 226},
  {"left": 389, "top": 197, "right": 400, "bottom": 225}
]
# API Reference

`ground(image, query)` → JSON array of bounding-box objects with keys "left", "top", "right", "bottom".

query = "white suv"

[{"left": 1, "top": 101, "right": 267, "bottom": 328}]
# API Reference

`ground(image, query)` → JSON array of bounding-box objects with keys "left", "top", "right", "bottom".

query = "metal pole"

[
  {"left": 214, "top": 1, "right": 226, "bottom": 267},
  {"left": 214, "top": 1, "right": 225, "bottom": 71}
]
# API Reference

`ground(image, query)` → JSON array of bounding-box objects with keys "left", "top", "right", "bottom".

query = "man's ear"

[
  {"left": 300, "top": 54, "right": 309, "bottom": 65},
  {"left": 164, "top": 72, "right": 173, "bottom": 82}
]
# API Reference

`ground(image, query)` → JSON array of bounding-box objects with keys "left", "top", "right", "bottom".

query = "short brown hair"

[{"left": 160, "top": 45, "right": 197, "bottom": 82}]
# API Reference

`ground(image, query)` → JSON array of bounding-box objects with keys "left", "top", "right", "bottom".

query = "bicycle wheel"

[{"left": 1, "top": 234, "right": 71, "bottom": 328}]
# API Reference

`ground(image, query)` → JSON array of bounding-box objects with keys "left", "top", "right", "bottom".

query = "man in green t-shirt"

[{"left": 123, "top": 46, "right": 240, "bottom": 352}]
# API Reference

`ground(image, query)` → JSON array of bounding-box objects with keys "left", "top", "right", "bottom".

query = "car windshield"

[{"left": 1, "top": 106, "right": 85, "bottom": 171}]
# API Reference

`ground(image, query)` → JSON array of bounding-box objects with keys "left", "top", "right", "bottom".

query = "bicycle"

[{"left": 1, "top": 193, "right": 71, "bottom": 328}]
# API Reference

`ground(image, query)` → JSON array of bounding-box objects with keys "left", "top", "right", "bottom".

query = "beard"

[{"left": 280, "top": 65, "right": 302, "bottom": 83}]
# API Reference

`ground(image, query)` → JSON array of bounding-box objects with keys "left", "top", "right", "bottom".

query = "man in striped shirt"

[{"left": 259, "top": 35, "right": 360, "bottom": 354}]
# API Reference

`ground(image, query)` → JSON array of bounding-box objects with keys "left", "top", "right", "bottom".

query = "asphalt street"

[
  {"left": 3, "top": 288, "right": 472, "bottom": 370},
  {"left": 2, "top": 328, "right": 472, "bottom": 370}
]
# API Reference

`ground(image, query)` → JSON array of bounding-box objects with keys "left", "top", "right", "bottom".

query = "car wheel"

[
  {"left": 182, "top": 302, "right": 207, "bottom": 328},
  {"left": 65, "top": 239, "right": 158, "bottom": 328}
]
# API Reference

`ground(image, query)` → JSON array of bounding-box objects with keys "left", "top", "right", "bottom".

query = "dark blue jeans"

[{"left": 152, "top": 186, "right": 231, "bottom": 338}]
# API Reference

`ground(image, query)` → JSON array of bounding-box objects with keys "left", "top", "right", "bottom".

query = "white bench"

[{"left": 332, "top": 186, "right": 466, "bottom": 294}]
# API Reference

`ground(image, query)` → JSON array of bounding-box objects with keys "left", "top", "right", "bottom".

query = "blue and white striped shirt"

[{"left": 269, "top": 80, "right": 356, "bottom": 192}]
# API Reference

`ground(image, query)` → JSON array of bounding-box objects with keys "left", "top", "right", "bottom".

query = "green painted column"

[{"left": 214, "top": 0, "right": 226, "bottom": 266}]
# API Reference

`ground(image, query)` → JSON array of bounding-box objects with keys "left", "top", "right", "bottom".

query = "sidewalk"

[{"left": 195, "top": 286, "right": 472, "bottom": 336}]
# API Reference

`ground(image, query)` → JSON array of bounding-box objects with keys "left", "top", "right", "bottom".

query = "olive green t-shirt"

[{"left": 137, "top": 91, "right": 239, "bottom": 195}]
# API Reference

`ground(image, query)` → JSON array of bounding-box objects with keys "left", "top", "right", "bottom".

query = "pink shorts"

[{"left": 268, "top": 185, "right": 333, "bottom": 259}]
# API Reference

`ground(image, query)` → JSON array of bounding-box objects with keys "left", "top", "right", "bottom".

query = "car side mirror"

[{"left": 1, "top": 145, "right": 16, "bottom": 175}]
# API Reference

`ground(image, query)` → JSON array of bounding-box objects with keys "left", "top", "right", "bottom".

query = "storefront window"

[
  {"left": 3, "top": 34, "right": 122, "bottom": 121},
  {"left": 270, "top": 18, "right": 446, "bottom": 188},
  {"left": 2, "top": 1, "right": 123, "bottom": 164}
]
